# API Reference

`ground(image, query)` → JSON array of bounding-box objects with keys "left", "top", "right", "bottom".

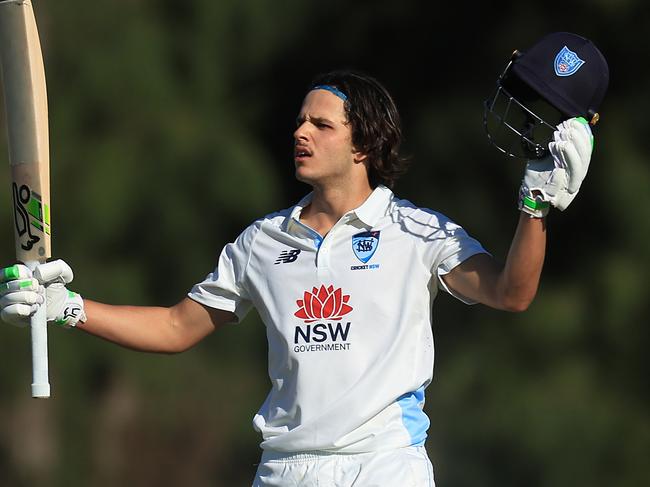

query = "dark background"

[{"left": 1, "top": 1, "right": 648, "bottom": 486}]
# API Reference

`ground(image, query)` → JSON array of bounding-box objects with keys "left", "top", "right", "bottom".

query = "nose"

[{"left": 294, "top": 121, "right": 309, "bottom": 142}]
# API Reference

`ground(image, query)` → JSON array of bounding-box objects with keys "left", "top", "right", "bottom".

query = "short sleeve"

[
  {"left": 188, "top": 222, "right": 260, "bottom": 322},
  {"left": 432, "top": 219, "right": 489, "bottom": 304}
]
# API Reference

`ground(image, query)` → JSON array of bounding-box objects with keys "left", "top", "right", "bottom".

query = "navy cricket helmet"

[{"left": 483, "top": 32, "right": 609, "bottom": 159}]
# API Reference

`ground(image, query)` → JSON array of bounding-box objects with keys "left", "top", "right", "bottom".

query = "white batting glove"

[
  {"left": 0, "top": 264, "right": 43, "bottom": 327},
  {"left": 0, "top": 260, "right": 86, "bottom": 329},
  {"left": 519, "top": 117, "right": 594, "bottom": 218}
]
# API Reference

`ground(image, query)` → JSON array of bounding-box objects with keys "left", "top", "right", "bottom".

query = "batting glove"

[
  {"left": 519, "top": 117, "right": 594, "bottom": 218},
  {"left": 0, "top": 260, "right": 86, "bottom": 329}
]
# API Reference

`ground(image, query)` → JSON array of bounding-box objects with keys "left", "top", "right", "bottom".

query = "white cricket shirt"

[{"left": 189, "top": 185, "right": 487, "bottom": 453}]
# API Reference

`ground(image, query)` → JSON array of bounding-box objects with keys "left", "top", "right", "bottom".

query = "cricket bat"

[{"left": 0, "top": 0, "right": 51, "bottom": 398}]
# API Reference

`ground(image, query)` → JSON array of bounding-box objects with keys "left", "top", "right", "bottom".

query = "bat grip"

[{"left": 26, "top": 260, "right": 50, "bottom": 398}]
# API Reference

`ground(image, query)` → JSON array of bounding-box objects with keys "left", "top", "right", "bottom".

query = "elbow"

[
  {"left": 495, "top": 279, "right": 539, "bottom": 313},
  {"left": 134, "top": 341, "right": 189, "bottom": 355},
  {"left": 498, "top": 286, "right": 537, "bottom": 312},
  {"left": 160, "top": 347, "right": 185, "bottom": 355},
  {"left": 501, "top": 294, "right": 535, "bottom": 313},
  {"left": 161, "top": 338, "right": 195, "bottom": 354},
  {"left": 503, "top": 300, "right": 531, "bottom": 313}
]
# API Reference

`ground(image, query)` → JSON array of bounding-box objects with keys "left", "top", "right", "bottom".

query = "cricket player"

[{"left": 1, "top": 32, "right": 607, "bottom": 486}]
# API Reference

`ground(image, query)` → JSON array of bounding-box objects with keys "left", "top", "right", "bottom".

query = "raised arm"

[
  {"left": 442, "top": 117, "right": 593, "bottom": 312},
  {"left": 442, "top": 214, "right": 545, "bottom": 312}
]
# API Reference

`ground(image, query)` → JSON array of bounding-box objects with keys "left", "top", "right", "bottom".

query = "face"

[{"left": 293, "top": 89, "right": 366, "bottom": 187}]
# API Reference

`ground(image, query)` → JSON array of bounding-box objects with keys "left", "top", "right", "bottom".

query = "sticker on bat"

[{"left": 12, "top": 182, "right": 50, "bottom": 253}]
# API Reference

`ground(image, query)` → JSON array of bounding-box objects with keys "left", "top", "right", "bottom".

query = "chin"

[{"left": 295, "top": 167, "right": 317, "bottom": 185}]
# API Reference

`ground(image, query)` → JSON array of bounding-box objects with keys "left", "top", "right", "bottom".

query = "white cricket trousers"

[{"left": 252, "top": 446, "right": 435, "bottom": 486}]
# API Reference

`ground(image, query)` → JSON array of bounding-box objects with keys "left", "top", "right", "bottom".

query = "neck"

[{"left": 300, "top": 181, "right": 374, "bottom": 236}]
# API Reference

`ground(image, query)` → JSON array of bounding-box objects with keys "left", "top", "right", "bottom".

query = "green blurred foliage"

[{"left": 0, "top": 0, "right": 648, "bottom": 486}]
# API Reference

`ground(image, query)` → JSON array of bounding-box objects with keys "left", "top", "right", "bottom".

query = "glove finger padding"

[
  {"left": 549, "top": 119, "right": 593, "bottom": 195},
  {"left": 34, "top": 259, "right": 74, "bottom": 285},
  {"left": 554, "top": 141, "right": 584, "bottom": 194},
  {"left": 0, "top": 265, "right": 43, "bottom": 327},
  {"left": 1, "top": 290, "right": 44, "bottom": 307},
  {"left": 0, "top": 277, "right": 41, "bottom": 296},
  {"left": 0, "top": 294, "right": 42, "bottom": 326},
  {"left": 1, "top": 264, "right": 33, "bottom": 283},
  {"left": 1, "top": 304, "right": 33, "bottom": 327},
  {"left": 520, "top": 117, "right": 594, "bottom": 215},
  {"left": 1, "top": 303, "right": 38, "bottom": 327}
]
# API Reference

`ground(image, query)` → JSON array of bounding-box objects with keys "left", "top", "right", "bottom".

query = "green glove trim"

[
  {"left": 522, "top": 196, "right": 550, "bottom": 211},
  {"left": 3, "top": 265, "right": 20, "bottom": 282},
  {"left": 575, "top": 117, "right": 594, "bottom": 149},
  {"left": 1, "top": 279, "right": 34, "bottom": 293},
  {"left": 53, "top": 318, "right": 68, "bottom": 327}
]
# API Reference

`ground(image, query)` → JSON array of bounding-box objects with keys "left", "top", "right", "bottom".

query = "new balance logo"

[{"left": 275, "top": 249, "right": 301, "bottom": 264}]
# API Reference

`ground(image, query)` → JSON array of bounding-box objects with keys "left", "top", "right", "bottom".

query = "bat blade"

[{"left": 0, "top": 0, "right": 51, "bottom": 398}]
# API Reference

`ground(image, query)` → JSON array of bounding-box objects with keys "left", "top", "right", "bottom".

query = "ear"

[{"left": 352, "top": 149, "right": 368, "bottom": 164}]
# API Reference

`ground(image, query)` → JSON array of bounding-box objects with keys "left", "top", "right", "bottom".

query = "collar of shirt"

[{"left": 285, "top": 185, "right": 393, "bottom": 235}]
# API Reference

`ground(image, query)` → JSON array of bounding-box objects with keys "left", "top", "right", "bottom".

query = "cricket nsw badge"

[
  {"left": 554, "top": 46, "right": 585, "bottom": 77},
  {"left": 352, "top": 231, "right": 380, "bottom": 263}
]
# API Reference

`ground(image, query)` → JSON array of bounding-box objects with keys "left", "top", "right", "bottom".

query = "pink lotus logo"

[{"left": 294, "top": 285, "right": 353, "bottom": 322}]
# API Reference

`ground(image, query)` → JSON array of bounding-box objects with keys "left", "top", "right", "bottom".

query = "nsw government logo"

[
  {"left": 293, "top": 285, "right": 353, "bottom": 353},
  {"left": 351, "top": 230, "right": 380, "bottom": 271}
]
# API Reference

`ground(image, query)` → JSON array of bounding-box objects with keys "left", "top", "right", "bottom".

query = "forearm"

[
  {"left": 496, "top": 213, "right": 546, "bottom": 311},
  {"left": 78, "top": 300, "right": 185, "bottom": 353}
]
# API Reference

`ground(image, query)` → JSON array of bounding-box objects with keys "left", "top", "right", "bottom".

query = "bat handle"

[{"left": 26, "top": 260, "right": 50, "bottom": 398}]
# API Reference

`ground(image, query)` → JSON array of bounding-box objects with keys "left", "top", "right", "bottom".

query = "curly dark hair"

[{"left": 309, "top": 70, "right": 410, "bottom": 189}]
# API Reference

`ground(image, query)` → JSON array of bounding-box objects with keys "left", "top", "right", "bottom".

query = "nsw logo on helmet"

[{"left": 554, "top": 46, "right": 585, "bottom": 77}]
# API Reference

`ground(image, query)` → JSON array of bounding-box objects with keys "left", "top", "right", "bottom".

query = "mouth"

[{"left": 294, "top": 146, "right": 312, "bottom": 162}]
